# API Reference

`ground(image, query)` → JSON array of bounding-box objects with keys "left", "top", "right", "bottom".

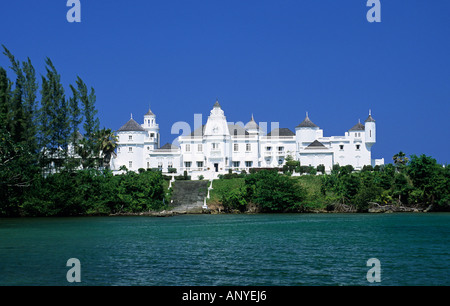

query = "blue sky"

[{"left": 1, "top": 1, "right": 449, "bottom": 164}]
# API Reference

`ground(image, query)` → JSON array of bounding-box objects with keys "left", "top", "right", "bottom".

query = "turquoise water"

[{"left": 0, "top": 213, "right": 449, "bottom": 286}]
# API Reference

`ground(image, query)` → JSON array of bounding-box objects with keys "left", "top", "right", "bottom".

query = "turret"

[
  {"left": 142, "top": 107, "right": 160, "bottom": 149},
  {"left": 295, "top": 113, "right": 321, "bottom": 144},
  {"left": 364, "top": 110, "right": 376, "bottom": 146}
]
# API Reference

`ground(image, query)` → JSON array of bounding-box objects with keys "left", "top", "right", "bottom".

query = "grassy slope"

[{"left": 207, "top": 175, "right": 326, "bottom": 210}]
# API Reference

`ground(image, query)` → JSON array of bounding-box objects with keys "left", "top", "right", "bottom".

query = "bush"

[{"left": 245, "top": 170, "right": 306, "bottom": 212}]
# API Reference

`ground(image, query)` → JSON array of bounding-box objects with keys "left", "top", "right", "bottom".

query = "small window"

[
  {"left": 234, "top": 144, "right": 239, "bottom": 152},
  {"left": 246, "top": 144, "right": 251, "bottom": 152},
  {"left": 129, "top": 147, "right": 133, "bottom": 152},
  {"left": 185, "top": 162, "right": 191, "bottom": 168},
  {"left": 278, "top": 159, "right": 283, "bottom": 165},
  {"left": 245, "top": 161, "right": 253, "bottom": 168},
  {"left": 186, "top": 144, "right": 190, "bottom": 152},
  {"left": 356, "top": 144, "right": 360, "bottom": 150},
  {"left": 212, "top": 143, "right": 219, "bottom": 150},
  {"left": 339, "top": 145, "right": 344, "bottom": 150},
  {"left": 150, "top": 133, "right": 154, "bottom": 137},
  {"left": 197, "top": 161, "right": 203, "bottom": 168},
  {"left": 198, "top": 144, "right": 203, "bottom": 152},
  {"left": 158, "top": 162, "right": 163, "bottom": 169},
  {"left": 278, "top": 146, "right": 284, "bottom": 152},
  {"left": 233, "top": 161, "right": 240, "bottom": 168},
  {"left": 266, "top": 146, "right": 272, "bottom": 151},
  {"left": 128, "top": 161, "right": 132, "bottom": 168},
  {"left": 129, "top": 135, "right": 132, "bottom": 140}
]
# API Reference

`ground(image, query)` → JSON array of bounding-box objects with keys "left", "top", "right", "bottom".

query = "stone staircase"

[{"left": 170, "top": 180, "right": 209, "bottom": 213}]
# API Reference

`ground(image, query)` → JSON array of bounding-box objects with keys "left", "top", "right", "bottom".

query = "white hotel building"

[{"left": 111, "top": 100, "right": 384, "bottom": 178}]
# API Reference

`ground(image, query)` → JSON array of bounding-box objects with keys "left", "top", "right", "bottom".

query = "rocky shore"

[{"left": 109, "top": 202, "right": 438, "bottom": 217}]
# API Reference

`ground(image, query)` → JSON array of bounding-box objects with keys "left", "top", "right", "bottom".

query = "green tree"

[
  {"left": 76, "top": 77, "right": 100, "bottom": 168},
  {"left": 245, "top": 170, "right": 306, "bottom": 212},
  {"left": 0, "top": 66, "right": 11, "bottom": 128},
  {"left": 96, "top": 128, "right": 118, "bottom": 170},
  {"left": 39, "top": 58, "right": 70, "bottom": 171},
  {"left": 407, "top": 154, "right": 445, "bottom": 206},
  {"left": 2, "top": 46, "right": 26, "bottom": 145},
  {"left": 393, "top": 151, "right": 409, "bottom": 172}
]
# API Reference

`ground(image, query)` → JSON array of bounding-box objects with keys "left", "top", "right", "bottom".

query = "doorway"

[{"left": 214, "top": 163, "right": 219, "bottom": 172}]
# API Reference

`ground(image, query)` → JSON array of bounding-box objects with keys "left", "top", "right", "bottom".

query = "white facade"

[{"left": 111, "top": 102, "right": 384, "bottom": 176}]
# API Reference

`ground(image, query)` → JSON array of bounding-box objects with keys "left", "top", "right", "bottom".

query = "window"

[
  {"left": 246, "top": 144, "right": 251, "bottom": 152},
  {"left": 356, "top": 144, "right": 360, "bottom": 151},
  {"left": 278, "top": 146, "right": 284, "bottom": 152},
  {"left": 129, "top": 147, "right": 133, "bottom": 152},
  {"left": 129, "top": 135, "right": 132, "bottom": 140},
  {"left": 158, "top": 162, "right": 163, "bottom": 169},
  {"left": 198, "top": 144, "right": 203, "bottom": 152},
  {"left": 128, "top": 161, "right": 132, "bottom": 168},
  {"left": 278, "top": 159, "right": 284, "bottom": 165},
  {"left": 234, "top": 143, "right": 239, "bottom": 152},
  {"left": 186, "top": 144, "right": 190, "bottom": 152},
  {"left": 370, "top": 130, "right": 372, "bottom": 137},
  {"left": 168, "top": 162, "right": 173, "bottom": 169},
  {"left": 212, "top": 143, "right": 219, "bottom": 150},
  {"left": 150, "top": 133, "right": 154, "bottom": 137},
  {"left": 185, "top": 162, "right": 191, "bottom": 168},
  {"left": 147, "top": 146, "right": 150, "bottom": 151},
  {"left": 339, "top": 145, "right": 344, "bottom": 150},
  {"left": 245, "top": 161, "right": 253, "bottom": 168},
  {"left": 266, "top": 146, "right": 272, "bottom": 151},
  {"left": 147, "top": 162, "right": 150, "bottom": 169},
  {"left": 233, "top": 161, "right": 240, "bottom": 168},
  {"left": 197, "top": 161, "right": 203, "bottom": 168}
]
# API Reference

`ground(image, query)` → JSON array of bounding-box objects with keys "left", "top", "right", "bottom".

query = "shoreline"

[{"left": 109, "top": 202, "right": 439, "bottom": 218}]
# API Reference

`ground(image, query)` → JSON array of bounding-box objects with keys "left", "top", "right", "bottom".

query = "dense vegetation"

[
  {"left": 210, "top": 153, "right": 449, "bottom": 213},
  {"left": 0, "top": 47, "right": 167, "bottom": 217}
]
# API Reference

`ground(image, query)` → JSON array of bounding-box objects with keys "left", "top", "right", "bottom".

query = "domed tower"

[
  {"left": 142, "top": 107, "right": 160, "bottom": 150},
  {"left": 364, "top": 110, "right": 376, "bottom": 147},
  {"left": 245, "top": 114, "right": 260, "bottom": 135},
  {"left": 295, "top": 112, "right": 320, "bottom": 144}
]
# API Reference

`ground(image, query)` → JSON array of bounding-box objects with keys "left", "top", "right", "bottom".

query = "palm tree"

[
  {"left": 97, "top": 128, "right": 117, "bottom": 170},
  {"left": 393, "top": 151, "right": 409, "bottom": 171}
]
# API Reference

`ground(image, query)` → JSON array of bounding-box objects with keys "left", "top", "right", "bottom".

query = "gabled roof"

[
  {"left": 349, "top": 121, "right": 365, "bottom": 131},
  {"left": 189, "top": 125, "right": 206, "bottom": 136},
  {"left": 266, "top": 128, "right": 295, "bottom": 137},
  {"left": 118, "top": 118, "right": 146, "bottom": 132},
  {"left": 296, "top": 114, "right": 318, "bottom": 128},
  {"left": 213, "top": 99, "right": 221, "bottom": 108},
  {"left": 306, "top": 140, "right": 326, "bottom": 148},
  {"left": 155, "top": 143, "right": 180, "bottom": 151},
  {"left": 229, "top": 124, "right": 249, "bottom": 136}
]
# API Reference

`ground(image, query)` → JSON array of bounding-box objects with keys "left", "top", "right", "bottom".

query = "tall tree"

[
  {"left": 21, "top": 57, "right": 38, "bottom": 154},
  {"left": 0, "top": 66, "right": 11, "bottom": 128},
  {"left": 76, "top": 76, "right": 100, "bottom": 168},
  {"left": 39, "top": 58, "right": 70, "bottom": 171},
  {"left": 2, "top": 46, "right": 26, "bottom": 144}
]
